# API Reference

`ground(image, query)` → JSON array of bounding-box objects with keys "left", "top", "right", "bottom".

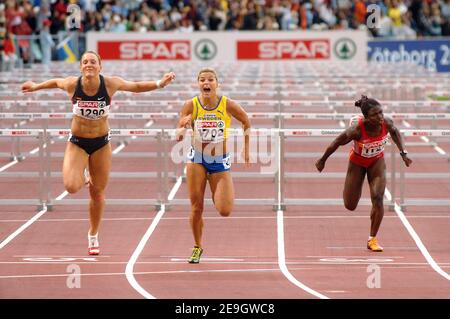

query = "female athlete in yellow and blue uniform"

[
  {"left": 187, "top": 94, "right": 232, "bottom": 173},
  {"left": 176, "top": 67, "right": 251, "bottom": 263}
]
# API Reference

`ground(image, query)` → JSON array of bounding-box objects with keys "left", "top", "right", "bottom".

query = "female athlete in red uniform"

[{"left": 315, "top": 96, "right": 412, "bottom": 252}]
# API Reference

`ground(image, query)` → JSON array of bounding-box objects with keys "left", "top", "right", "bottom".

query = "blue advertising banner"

[{"left": 368, "top": 40, "right": 450, "bottom": 72}]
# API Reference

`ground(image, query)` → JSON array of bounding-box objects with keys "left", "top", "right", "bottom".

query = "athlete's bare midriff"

[
  {"left": 192, "top": 139, "right": 227, "bottom": 156},
  {"left": 68, "top": 80, "right": 110, "bottom": 138},
  {"left": 70, "top": 115, "right": 109, "bottom": 138}
]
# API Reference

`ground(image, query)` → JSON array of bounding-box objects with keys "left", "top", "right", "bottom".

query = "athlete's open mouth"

[{"left": 203, "top": 87, "right": 211, "bottom": 93}]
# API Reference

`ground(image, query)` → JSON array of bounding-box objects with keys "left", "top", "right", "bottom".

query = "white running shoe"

[
  {"left": 84, "top": 168, "right": 90, "bottom": 187},
  {"left": 88, "top": 233, "right": 100, "bottom": 255}
]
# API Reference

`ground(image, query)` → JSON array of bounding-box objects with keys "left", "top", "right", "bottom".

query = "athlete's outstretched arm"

[
  {"left": 176, "top": 99, "right": 194, "bottom": 142},
  {"left": 21, "top": 77, "right": 77, "bottom": 93},
  {"left": 108, "top": 72, "right": 176, "bottom": 94},
  {"left": 227, "top": 99, "right": 251, "bottom": 164},
  {"left": 315, "top": 125, "right": 359, "bottom": 172},
  {"left": 384, "top": 117, "right": 412, "bottom": 167}
]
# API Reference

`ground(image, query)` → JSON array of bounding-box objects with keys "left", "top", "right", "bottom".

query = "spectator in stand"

[
  {"left": 39, "top": 19, "right": 54, "bottom": 65},
  {"left": 1, "top": 31, "right": 17, "bottom": 71},
  {"left": 441, "top": 0, "right": 450, "bottom": 35},
  {"left": 2, "top": 0, "right": 448, "bottom": 38}
]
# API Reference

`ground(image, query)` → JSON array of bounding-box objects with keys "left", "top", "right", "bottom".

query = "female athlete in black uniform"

[{"left": 22, "top": 51, "right": 175, "bottom": 255}]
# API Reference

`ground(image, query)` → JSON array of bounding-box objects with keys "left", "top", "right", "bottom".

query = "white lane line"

[
  {"left": 326, "top": 246, "right": 418, "bottom": 250},
  {"left": 276, "top": 122, "right": 328, "bottom": 299},
  {"left": 55, "top": 140, "right": 130, "bottom": 201},
  {"left": 112, "top": 143, "right": 126, "bottom": 154},
  {"left": 125, "top": 166, "right": 185, "bottom": 299},
  {"left": 14, "top": 255, "right": 110, "bottom": 258},
  {"left": 0, "top": 205, "right": 48, "bottom": 250},
  {"left": 277, "top": 209, "right": 329, "bottom": 299},
  {"left": 4, "top": 263, "right": 450, "bottom": 281},
  {"left": 170, "top": 257, "right": 244, "bottom": 262},
  {"left": 392, "top": 119, "right": 449, "bottom": 280},
  {"left": 29, "top": 147, "right": 40, "bottom": 155},
  {"left": 29, "top": 140, "right": 55, "bottom": 154},
  {"left": 163, "top": 254, "right": 258, "bottom": 258},
  {"left": 3, "top": 260, "right": 449, "bottom": 266},
  {"left": 0, "top": 160, "right": 18, "bottom": 172},
  {"left": 402, "top": 119, "right": 447, "bottom": 155},
  {"left": 385, "top": 189, "right": 450, "bottom": 280},
  {"left": 144, "top": 120, "right": 154, "bottom": 128},
  {"left": 0, "top": 126, "right": 139, "bottom": 249},
  {"left": 0, "top": 267, "right": 283, "bottom": 280},
  {"left": 55, "top": 191, "right": 69, "bottom": 200},
  {"left": 312, "top": 255, "right": 405, "bottom": 258},
  {"left": 167, "top": 166, "right": 185, "bottom": 201},
  {"left": 2, "top": 214, "right": 449, "bottom": 224},
  {"left": 2, "top": 138, "right": 56, "bottom": 169},
  {"left": 125, "top": 205, "right": 165, "bottom": 299},
  {"left": 434, "top": 146, "right": 446, "bottom": 155}
]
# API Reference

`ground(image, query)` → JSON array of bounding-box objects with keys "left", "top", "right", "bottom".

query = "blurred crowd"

[{"left": 1, "top": 0, "right": 449, "bottom": 68}]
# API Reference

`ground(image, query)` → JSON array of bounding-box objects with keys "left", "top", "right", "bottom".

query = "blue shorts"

[{"left": 187, "top": 146, "right": 231, "bottom": 174}]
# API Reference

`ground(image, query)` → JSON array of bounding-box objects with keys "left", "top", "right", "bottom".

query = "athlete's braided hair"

[{"left": 355, "top": 95, "right": 381, "bottom": 117}]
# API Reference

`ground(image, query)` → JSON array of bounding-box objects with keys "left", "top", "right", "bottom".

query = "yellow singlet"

[{"left": 191, "top": 95, "right": 231, "bottom": 143}]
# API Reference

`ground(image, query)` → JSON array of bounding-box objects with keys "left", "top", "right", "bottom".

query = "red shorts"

[{"left": 349, "top": 149, "right": 384, "bottom": 168}]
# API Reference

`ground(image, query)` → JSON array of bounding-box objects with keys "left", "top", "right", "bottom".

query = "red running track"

[{"left": 1, "top": 120, "right": 450, "bottom": 299}]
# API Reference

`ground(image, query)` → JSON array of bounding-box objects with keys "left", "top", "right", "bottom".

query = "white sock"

[
  {"left": 88, "top": 233, "right": 99, "bottom": 247},
  {"left": 368, "top": 236, "right": 374, "bottom": 240}
]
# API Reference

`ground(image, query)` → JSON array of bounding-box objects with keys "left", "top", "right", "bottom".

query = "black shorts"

[{"left": 69, "top": 133, "right": 111, "bottom": 155}]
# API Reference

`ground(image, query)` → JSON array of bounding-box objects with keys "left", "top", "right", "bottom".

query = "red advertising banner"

[
  {"left": 237, "top": 40, "right": 330, "bottom": 60},
  {"left": 98, "top": 41, "right": 191, "bottom": 60}
]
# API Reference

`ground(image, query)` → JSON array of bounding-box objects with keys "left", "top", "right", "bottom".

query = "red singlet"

[{"left": 349, "top": 116, "right": 389, "bottom": 168}]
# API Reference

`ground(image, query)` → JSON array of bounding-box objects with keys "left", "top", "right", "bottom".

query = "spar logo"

[
  {"left": 78, "top": 101, "right": 103, "bottom": 108},
  {"left": 334, "top": 38, "right": 357, "bottom": 60},
  {"left": 194, "top": 39, "right": 217, "bottom": 61},
  {"left": 197, "top": 121, "right": 218, "bottom": 128},
  {"left": 98, "top": 41, "right": 191, "bottom": 60},
  {"left": 237, "top": 40, "right": 330, "bottom": 60}
]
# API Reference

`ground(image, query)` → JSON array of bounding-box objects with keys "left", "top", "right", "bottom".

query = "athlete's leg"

[
  {"left": 208, "top": 171, "right": 234, "bottom": 217},
  {"left": 187, "top": 162, "right": 208, "bottom": 248},
  {"left": 62, "top": 142, "right": 89, "bottom": 194},
  {"left": 87, "top": 143, "right": 111, "bottom": 236},
  {"left": 367, "top": 158, "right": 386, "bottom": 237},
  {"left": 343, "top": 161, "right": 367, "bottom": 211}
]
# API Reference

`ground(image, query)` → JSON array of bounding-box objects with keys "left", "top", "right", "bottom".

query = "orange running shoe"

[{"left": 367, "top": 237, "right": 383, "bottom": 252}]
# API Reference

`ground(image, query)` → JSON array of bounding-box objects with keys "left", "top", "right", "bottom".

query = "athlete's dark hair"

[
  {"left": 355, "top": 95, "right": 381, "bottom": 117},
  {"left": 80, "top": 51, "right": 101, "bottom": 65}
]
